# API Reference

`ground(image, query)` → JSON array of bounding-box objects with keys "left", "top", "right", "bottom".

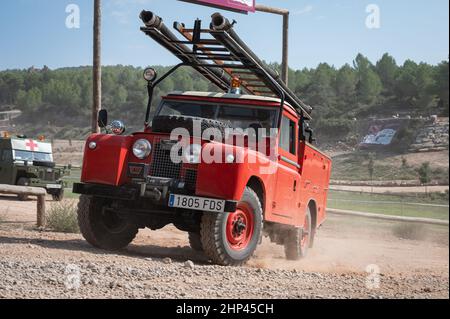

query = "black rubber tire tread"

[
  {"left": 16, "top": 177, "right": 30, "bottom": 201},
  {"left": 152, "top": 115, "right": 231, "bottom": 139},
  {"left": 77, "top": 195, "right": 138, "bottom": 251},
  {"left": 52, "top": 189, "right": 65, "bottom": 202},
  {"left": 188, "top": 232, "right": 204, "bottom": 252},
  {"left": 200, "top": 187, "right": 263, "bottom": 266},
  {"left": 284, "top": 208, "right": 311, "bottom": 261}
]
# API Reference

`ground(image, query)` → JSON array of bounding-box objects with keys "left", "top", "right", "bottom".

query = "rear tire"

[
  {"left": 52, "top": 189, "right": 65, "bottom": 202},
  {"left": 284, "top": 208, "right": 312, "bottom": 260},
  {"left": 77, "top": 195, "right": 138, "bottom": 251},
  {"left": 200, "top": 187, "right": 263, "bottom": 266},
  {"left": 188, "top": 232, "right": 203, "bottom": 252},
  {"left": 17, "top": 178, "right": 30, "bottom": 201}
]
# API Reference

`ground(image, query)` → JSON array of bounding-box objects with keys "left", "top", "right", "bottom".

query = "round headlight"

[
  {"left": 183, "top": 144, "right": 202, "bottom": 164},
  {"left": 133, "top": 139, "right": 152, "bottom": 159}
]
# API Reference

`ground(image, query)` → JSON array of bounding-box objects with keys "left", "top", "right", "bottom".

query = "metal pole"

[
  {"left": 255, "top": 4, "right": 289, "bottom": 86},
  {"left": 92, "top": 0, "right": 102, "bottom": 134}
]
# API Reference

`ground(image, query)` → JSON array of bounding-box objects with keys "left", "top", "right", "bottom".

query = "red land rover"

[{"left": 73, "top": 11, "right": 332, "bottom": 266}]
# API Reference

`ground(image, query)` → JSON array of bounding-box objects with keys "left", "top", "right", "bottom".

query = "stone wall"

[{"left": 409, "top": 118, "right": 449, "bottom": 152}]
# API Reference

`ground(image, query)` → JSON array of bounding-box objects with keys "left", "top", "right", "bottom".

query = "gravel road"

[{"left": 0, "top": 196, "right": 448, "bottom": 299}]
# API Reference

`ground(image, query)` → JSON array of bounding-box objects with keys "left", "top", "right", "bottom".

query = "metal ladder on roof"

[{"left": 140, "top": 12, "right": 312, "bottom": 119}]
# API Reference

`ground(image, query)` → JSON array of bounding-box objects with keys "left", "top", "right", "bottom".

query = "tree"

[
  {"left": 368, "top": 153, "right": 375, "bottom": 193},
  {"left": 335, "top": 64, "right": 357, "bottom": 108},
  {"left": 434, "top": 60, "right": 449, "bottom": 115},
  {"left": 354, "top": 54, "right": 382, "bottom": 105},
  {"left": 417, "top": 162, "right": 432, "bottom": 195},
  {"left": 376, "top": 53, "right": 398, "bottom": 96}
]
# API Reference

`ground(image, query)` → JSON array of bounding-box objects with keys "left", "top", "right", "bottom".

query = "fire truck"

[{"left": 73, "top": 11, "right": 332, "bottom": 266}]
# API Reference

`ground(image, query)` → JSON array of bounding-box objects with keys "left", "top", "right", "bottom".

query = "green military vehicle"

[{"left": 0, "top": 135, "right": 70, "bottom": 201}]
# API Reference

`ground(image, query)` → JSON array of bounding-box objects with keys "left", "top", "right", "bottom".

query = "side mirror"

[
  {"left": 143, "top": 67, "right": 157, "bottom": 83},
  {"left": 305, "top": 127, "right": 316, "bottom": 144},
  {"left": 110, "top": 120, "right": 126, "bottom": 135},
  {"left": 98, "top": 109, "right": 108, "bottom": 128}
]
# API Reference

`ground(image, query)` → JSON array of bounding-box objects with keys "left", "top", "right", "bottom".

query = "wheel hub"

[{"left": 225, "top": 204, "right": 255, "bottom": 251}]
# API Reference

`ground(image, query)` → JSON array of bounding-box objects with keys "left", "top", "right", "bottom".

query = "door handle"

[{"left": 293, "top": 180, "right": 297, "bottom": 192}]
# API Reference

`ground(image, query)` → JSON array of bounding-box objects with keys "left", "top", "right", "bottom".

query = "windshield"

[
  {"left": 13, "top": 150, "right": 53, "bottom": 162},
  {"left": 157, "top": 100, "right": 279, "bottom": 132}
]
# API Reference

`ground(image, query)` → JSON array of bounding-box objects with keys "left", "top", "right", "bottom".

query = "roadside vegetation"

[
  {"left": 331, "top": 151, "right": 449, "bottom": 184},
  {"left": 46, "top": 200, "right": 79, "bottom": 233},
  {"left": 327, "top": 190, "right": 449, "bottom": 220}
]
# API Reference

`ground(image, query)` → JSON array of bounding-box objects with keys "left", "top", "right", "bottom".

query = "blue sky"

[{"left": 0, "top": 0, "right": 448, "bottom": 70}]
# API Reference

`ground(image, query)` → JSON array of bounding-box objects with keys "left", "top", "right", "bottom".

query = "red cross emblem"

[{"left": 25, "top": 139, "right": 39, "bottom": 152}]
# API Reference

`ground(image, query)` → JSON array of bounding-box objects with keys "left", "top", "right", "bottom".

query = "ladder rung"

[
  {"left": 197, "top": 56, "right": 237, "bottom": 61},
  {"left": 198, "top": 47, "right": 229, "bottom": 52},
  {"left": 170, "top": 39, "right": 220, "bottom": 45}
]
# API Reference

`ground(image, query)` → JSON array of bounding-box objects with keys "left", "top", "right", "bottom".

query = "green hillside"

[{"left": 0, "top": 54, "right": 448, "bottom": 144}]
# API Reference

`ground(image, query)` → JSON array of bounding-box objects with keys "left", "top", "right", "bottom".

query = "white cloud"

[{"left": 293, "top": 5, "right": 313, "bottom": 16}]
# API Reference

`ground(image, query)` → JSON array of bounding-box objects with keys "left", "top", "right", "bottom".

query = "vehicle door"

[{"left": 272, "top": 112, "right": 301, "bottom": 222}]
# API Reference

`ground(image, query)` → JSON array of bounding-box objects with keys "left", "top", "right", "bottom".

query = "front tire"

[
  {"left": 284, "top": 208, "right": 312, "bottom": 260},
  {"left": 77, "top": 195, "right": 138, "bottom": 251},
  {"left": 17, "top": 177, "right": 30, "bottom": 201},
  {"left": 200, "top": 187, "right": 263, "bottom": 266},
  {"left": 188, "top": 232, "right": 203, "bottom": 252},
  {"left": 52, "top": 189, "right": 65, "bottom": 202}
]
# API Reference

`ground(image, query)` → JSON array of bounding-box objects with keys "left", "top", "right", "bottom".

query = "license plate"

[
  {"left": 169, "top": 194, "right": 225, "bottom": 213},
  {"left": 46, "top": 184, "right": 62, "bottom": 189}
]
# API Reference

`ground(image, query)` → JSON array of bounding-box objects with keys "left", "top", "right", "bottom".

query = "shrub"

[{"left": 46, "top": 201, "right": 80, "bottom": 233}]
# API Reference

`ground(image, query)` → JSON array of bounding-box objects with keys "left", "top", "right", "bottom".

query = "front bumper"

[
  {"left": 29, "top": 178, "right": 66, "bottom": 194},
  {"left": 73, "top": 179, "right": 238, "bottom": 213}
]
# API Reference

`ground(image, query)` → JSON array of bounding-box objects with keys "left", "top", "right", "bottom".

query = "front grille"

[
  {"left": 150, "top": 141, "right": 182, "bottom": 179},
  {"left": 45, "top": 171, "right": 54, "bottom": 181},
  {"left": 149, "top": 139, "right": 198, "bottom": 190}
]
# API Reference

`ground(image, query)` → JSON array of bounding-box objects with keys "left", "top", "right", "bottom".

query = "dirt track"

[{"left": 0, "top": 196, "right": 448, "bottom": 299}]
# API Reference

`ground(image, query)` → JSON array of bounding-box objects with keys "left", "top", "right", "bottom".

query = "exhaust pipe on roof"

[
  {"left": 211, "top": 12, "right": 232, "bottom": 31},
  {"left": 140, "top": 10, "right": 162, "bottom": 28}
]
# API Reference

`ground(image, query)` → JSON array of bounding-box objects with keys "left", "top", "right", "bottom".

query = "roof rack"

[{"left": 140, "top": 11, "right": 312, "bottom": 119}]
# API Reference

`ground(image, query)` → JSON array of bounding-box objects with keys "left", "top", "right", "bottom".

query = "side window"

[{"left": 279, "top": 116, "right": 297, "bottom": 155}]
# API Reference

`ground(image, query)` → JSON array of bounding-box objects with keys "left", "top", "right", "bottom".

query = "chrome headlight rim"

[
  {"left": 183, "top": 144, "right": 202, "bottom": 164},
  {"left": 133, "top": 139, "right": 152, "bottom": 159},
  {"left": 88, "top": 141, "right": 97, "bottom": 150}
]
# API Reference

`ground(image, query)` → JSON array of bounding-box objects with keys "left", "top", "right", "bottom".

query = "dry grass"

[{"left": 46, "top": 200, "right": 79, "bottom": 234}]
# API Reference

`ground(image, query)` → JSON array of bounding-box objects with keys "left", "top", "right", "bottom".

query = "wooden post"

[
  {"left": 92, "top": 0, "right": 102, "bottom": 134},
  {"left": 37, "top": 195, "right": 46, "bottom": 228},
  {"left": 0, "top": 185, "right": 47, "bottom": 228},
  {"left": 255, "top": 4, "right": 290, "bottom": 85}
]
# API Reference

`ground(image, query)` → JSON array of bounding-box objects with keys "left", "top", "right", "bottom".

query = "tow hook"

[{"left": 139, "top": 183, "right": 163, "bottom": 201}]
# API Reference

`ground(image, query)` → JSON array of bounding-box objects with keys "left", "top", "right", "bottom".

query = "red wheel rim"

[
  {"left": 226, "top": 203, "right": 254, "bottom": 251},
  {"left": 301, "top": 214, "right": 310, "bottom": 248}
]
